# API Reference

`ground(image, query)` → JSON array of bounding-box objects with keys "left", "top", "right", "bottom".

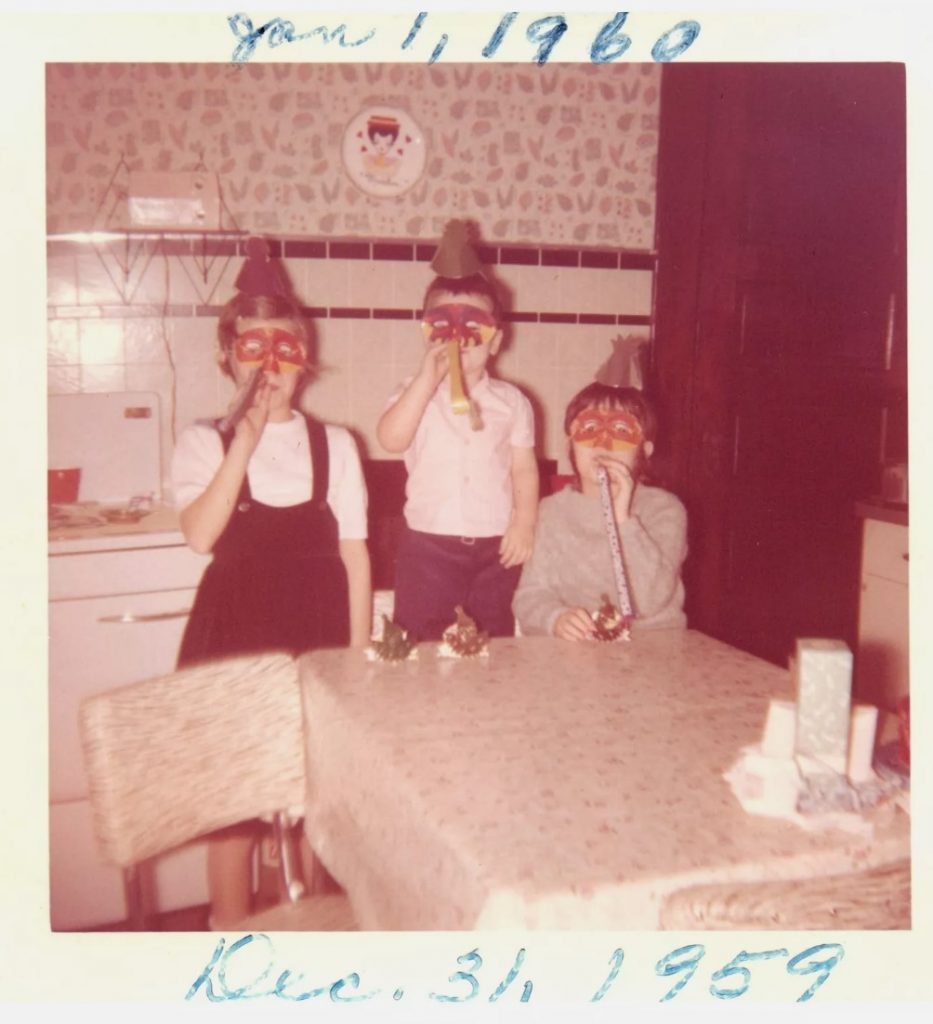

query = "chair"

[
  {"left": 659, "top": 859, "right": 910, "bottom": 930},
  {"left": 79, "top": 651, "right": 356, "bottom": 931}
]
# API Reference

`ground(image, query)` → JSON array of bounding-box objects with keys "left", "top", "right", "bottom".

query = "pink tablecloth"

[{"left": 298, "top": 631, "right": 908, "bottom": 929}]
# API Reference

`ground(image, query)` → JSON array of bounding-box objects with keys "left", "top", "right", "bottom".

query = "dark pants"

[{"left": 393, "top": 527, "right": 521, "bottom": 641}]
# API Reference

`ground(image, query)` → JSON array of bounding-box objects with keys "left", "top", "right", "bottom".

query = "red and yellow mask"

[
  {"left": 569, "top": 406, "right": 644, "bottom": 451},
  {"left": 421, "top": 303, "right": 498, "bottom": 349},
  {"left": 234, "top": 327, "right": 305, "bottom": 374}
]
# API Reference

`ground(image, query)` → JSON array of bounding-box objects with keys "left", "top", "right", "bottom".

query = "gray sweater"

[{"left": 513, "top": 484, "right": 688, "bottom": 635}]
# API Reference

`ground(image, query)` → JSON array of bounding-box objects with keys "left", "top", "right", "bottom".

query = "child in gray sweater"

[{"left": 513, "top": 383, "right": 687, "bottom": 638}]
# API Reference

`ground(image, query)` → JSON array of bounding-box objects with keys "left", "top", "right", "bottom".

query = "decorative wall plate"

[{"left": 341, "top": 107, "right": 427, "bottom": 198}]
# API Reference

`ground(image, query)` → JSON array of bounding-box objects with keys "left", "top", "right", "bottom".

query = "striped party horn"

[{"left": 597, "top": 465, "right": 634, "bottom": 628}]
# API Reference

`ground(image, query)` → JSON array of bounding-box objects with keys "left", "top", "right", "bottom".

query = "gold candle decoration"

[
  {"left": 847, "top": 704, "right": 879, "bottom": 784},
  {"left": 760, "top": 699, "right": 797, "bottom": 760}
]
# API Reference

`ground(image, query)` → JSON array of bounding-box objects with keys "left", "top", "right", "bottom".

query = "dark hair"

[
  {"left": 564, "top": 382, "right": 658, "bottom": 483},
  {"left": 367, "top": 120, "right": 400, "bottom": 144},
  {"left": 216, "top": 291, "right": 314, "bottom": 380},
  {"left": 422, "top": 273, "right": 503, "bottom": 322}
]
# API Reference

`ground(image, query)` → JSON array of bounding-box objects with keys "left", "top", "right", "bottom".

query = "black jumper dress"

[{"left": 177, "top": 414, "right": 351, "bottom": 668}]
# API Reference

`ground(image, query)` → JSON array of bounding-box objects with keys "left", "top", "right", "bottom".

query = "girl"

[
  {"left": 512, "top": 382, "right": 686, "bottom": 639},
  {"left": 172, "top": 243, "right": 371, "bottom": 926}
]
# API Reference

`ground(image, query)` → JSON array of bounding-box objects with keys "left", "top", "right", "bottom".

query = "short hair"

[
  {"left": 216, "top": 291, "right": 313, "bottom": 379},
  {"left": 422, "top": 272, "right": 503, "bottom": 322},
  {"left": 564, "top": 382, "right": 659, "bottom": 482}
]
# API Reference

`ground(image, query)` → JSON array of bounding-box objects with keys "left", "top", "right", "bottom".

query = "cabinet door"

[
  {"left": 856, "top": 573, "right": 909, "bottom": 712},
  {"left": 49, "top": 586, "right": 197, "bottom": 802},
  {"left": 50, "top": 799, "right": 208, "bottom": 931},
  {"left": 50, "top": 799, "right": 125, "bottom": 930},
  {"left": 655, "top": 64, "right": 906, "bottom": 666},
  {"left": 49, "top": 585, "right": 211, "bottom": 928}
]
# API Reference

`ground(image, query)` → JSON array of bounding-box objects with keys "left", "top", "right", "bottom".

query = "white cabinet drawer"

[
  {"left": 49, "top": 586, "right": 197, "bottom": 802},
  {"left": 49, "top": 543, "right": 211, "bottom": 600},
  {"left": 861, "top": 518, "right": 909, "bottom": 585}
]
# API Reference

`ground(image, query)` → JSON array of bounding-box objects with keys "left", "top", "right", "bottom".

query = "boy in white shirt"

[{"left": 377, "top": 221, "right": 539, "bottom": 640}]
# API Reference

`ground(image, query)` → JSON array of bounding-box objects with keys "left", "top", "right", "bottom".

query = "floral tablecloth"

[{"left": 298, "top": 631, "right": 909, "bottom": 929}]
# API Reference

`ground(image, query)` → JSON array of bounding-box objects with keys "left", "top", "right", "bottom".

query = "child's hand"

[
  {"left": 232, "top": 376, "right": 271, "bottom": 453},
  {"left": 596, "top": 455, "right": 635, "bottom": 521},
  {"left": 499, "top": 520, "right": 535, "bottom": 568},
  {"left": 553, "top": 607, "right": 596, "bottom": 641},
  {"left": 417, "top": 341, "right": 450, "bottom": 391}
]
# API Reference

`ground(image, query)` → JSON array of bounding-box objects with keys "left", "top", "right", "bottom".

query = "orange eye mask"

[
  {"left": 420, "top": 303, "right": 498, "bottom": 349},
  {"left": 234, "top": 328, "right": 305, "bottom": 374},
  {"left": 569, "top": 407, "right": 644, "bottom": 450}
]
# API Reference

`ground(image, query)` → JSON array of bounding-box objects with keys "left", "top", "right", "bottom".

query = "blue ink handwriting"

[
  {"left": 186, "top": 935, "right": 845, "bottom": 1004},
  {"left": 406, "top": 11, "right": 699, "bottom": 65},
  {"left": 227, "top": 13, "right": 376, "bottom": 64},
  {"left": 226, "top": 11, "right": 701, "bottom": 65},
  {"left": 185, "top": 933, "right": 378, "bottom": 1003}
]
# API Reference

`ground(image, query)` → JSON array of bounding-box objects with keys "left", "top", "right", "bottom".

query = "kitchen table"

[{"left": 298, "top": 631, "right": 909, "bottom": 929}]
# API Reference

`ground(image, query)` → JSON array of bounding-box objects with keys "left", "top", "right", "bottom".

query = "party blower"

[{"left": 216, "top": 368, "right": 264, "bottom": 434}]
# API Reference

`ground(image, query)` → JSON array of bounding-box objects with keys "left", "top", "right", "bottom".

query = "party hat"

[
  {"left": 234, "top": 236, "right": 292, "bottom": 297},
  {"left": 595, "top": 334, "right": 648, "bottom": 390},
  {"left": 430, "top": 219, "right": 484, "bottom": 279}
]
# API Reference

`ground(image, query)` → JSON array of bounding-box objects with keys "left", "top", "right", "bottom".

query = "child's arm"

[
  {"left": 376, "top": 343, "right": 448, "bottom": 452},
  {"left": 339, "top": 538, "right": 372, "bottom": 647},
  {"left": 499, "top": 445, "right": 539, "bottom": 567},
  {"left": 619, "top": 491, "right": 688, "bottom": 618},
  {"left": 511, "top": 500, "right": 575, "bottom": 636},
  {"left": 178, "top": 382, "right": 272, "bottom": 554}
]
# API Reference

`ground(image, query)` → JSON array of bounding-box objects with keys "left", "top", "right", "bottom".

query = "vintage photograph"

[{"left": 46, "top": 59, "right": 909, "bottom": 935}]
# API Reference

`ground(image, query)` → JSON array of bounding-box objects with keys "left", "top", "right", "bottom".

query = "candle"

[
  {"left": 793, "top": 638, "right": 853, "bottom": 774},
  {"left": 847, "top": 704, "right": 879, "bottom": 784},
  {"left": 760, "top": 698, "right": 796, "bottom": 759}
]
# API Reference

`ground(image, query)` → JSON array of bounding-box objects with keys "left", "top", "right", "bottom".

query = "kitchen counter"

[
  {"left": 49, "top": 502, "right": 185, "bottom": 554},
  {"left": 855, "top": 498, "right": 908, "bottom": 527}
]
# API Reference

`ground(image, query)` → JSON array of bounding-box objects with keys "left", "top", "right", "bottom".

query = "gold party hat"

[{"left": 430, "top": 219, "right": 484, "bottom": 279}]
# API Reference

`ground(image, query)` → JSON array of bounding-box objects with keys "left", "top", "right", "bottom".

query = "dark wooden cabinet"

[{"left": 653, "top": 63, "right": 906, "bottom": 666}]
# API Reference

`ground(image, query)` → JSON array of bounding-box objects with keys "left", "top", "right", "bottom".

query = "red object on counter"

[{"left": 48, "top": 467, "right": 80, "bottom": 504}]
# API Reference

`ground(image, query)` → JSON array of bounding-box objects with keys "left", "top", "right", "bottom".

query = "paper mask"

[
  {"left": 420, "top": 303, "right": 498, "bottom": 349},
  {"left": 569, "top": 407, "right": 644, "bottom": 450},
  {"left": 234, "top": 327, "right": 305, "bottom": 374}
]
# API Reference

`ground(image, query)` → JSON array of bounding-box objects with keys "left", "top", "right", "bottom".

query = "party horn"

[
  {"left": 446, "top": 340, "right": 482, "bottom": 430},
  {"left": 217, "top": 369, "right": 263, "bottom": 433},
  {"left": 596, "top": 465, "right": 634, "bottom": 626}
]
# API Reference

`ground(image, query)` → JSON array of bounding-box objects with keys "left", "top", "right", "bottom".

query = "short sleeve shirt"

[
  {"left": 171, "top": 413, "right": 368, "bottom": 540},
  {"left": 392, "top": 374, "right": 535, "bottom": 537}
]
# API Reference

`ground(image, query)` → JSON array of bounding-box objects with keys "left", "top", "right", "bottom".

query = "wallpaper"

[{"left": 46, "top": 61, "right": 660, "bottom": 248}]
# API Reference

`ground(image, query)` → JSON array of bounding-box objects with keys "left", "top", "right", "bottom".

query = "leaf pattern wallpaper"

[{"left": 46, "top": 62, "right": 660, "bottom": 249}]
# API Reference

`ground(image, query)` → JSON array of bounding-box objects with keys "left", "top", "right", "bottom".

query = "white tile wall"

[{"left": 48, "top": 248, "right": 654, "bottom": 487}]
